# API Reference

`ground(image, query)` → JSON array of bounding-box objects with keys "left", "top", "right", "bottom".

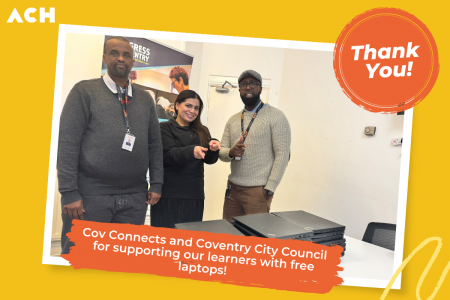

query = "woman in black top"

[{"left": 151, "top": 90, "right": 221, "bottom": 228}]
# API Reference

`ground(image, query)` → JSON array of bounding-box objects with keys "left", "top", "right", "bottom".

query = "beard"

[
  {"left": 240, "top": 93, "right": 261, "bottom": 107},
  {"left": 113, "top": 63, "right": 130, "bottom": 77}
]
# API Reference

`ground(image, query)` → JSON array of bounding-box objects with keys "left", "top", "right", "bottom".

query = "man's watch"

[{"left": 265, "top": 189, "right": 274, "bottom": 197}]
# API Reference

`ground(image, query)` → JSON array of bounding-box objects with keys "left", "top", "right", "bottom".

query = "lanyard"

[
  {"left": 116, "top": 83, "right": 131, "bottom": 134},
  {"left": 241, "top": 101, "right": 264, "bottom": 143}
]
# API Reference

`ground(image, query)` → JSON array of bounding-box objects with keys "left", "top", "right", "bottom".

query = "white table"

[{"left": 339, "top": 236, "right": 397, "bottom": 288}]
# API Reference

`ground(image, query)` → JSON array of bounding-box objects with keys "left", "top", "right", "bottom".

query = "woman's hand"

[
  {"left": 194, "top": 146, "right": 208, "bottom": 159},
  {"left": 209, "top": 140, "right": 221, "bottom": 152}
]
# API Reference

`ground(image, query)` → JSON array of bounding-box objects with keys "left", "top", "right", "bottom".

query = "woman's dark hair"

[{"left": 174, "top": 90, "right": 209, "bottom": 147}]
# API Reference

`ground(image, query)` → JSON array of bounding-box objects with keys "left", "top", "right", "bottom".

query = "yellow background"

[{"left": 1, "top": 0, "right": 449, "bottom": 299}]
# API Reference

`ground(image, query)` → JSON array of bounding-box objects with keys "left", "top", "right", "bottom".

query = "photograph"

[{"left": 43, "top": 25, "right": 410, "bottom": 289}]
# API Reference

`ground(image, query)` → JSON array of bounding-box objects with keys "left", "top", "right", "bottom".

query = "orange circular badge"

[{"left": 333, "top": 8, "right": 439, "bottom": 113}]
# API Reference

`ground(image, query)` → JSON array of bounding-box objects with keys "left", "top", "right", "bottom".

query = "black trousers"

[
  {"left": 61, "top": 192, "right": 148, "bottom": 255},
  {"left": 150, "top": 198, "right": 204, "bottom": 228}
]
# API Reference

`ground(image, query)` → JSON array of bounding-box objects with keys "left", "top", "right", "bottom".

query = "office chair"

[{"left": 362, "top": 222, "right": 396, "bottom": 251}]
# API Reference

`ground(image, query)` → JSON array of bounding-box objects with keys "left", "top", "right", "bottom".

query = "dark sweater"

[
  {"left": 160, "top": 118, "right": 219, "bottom": 199},
  {"left": 57, "top": 78, "right": 164, "bottom": 205}
]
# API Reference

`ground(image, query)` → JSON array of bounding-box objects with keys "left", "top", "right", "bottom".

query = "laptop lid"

[
  {"left": 272, "top": 211, "right": 345, "bottom": 234},
  {"left": 232, "top": 213, "right": 313, "bottom": 239},
  {"left": 175, "top": 219, "right": 244, "bottom": 236}
]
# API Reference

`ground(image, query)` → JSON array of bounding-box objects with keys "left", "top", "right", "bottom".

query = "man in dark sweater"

[{"left": 57, "top": 36, "right": 163, "bottom": 254}]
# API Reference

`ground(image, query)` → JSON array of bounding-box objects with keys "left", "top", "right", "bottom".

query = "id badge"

[
  {"left": 225, "top": 183, "right": 231, "bottom": 198},
  {"left": 122, "top": 133, "right": 135, "bottom": 152}
]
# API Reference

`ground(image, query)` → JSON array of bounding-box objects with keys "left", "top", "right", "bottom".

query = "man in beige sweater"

[{"left": 219, "top": 70, "right": 291, "bottom": 222}]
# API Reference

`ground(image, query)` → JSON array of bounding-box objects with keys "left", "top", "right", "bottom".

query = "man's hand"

[
  {"left": 63, "top": 200, "right": 85, "bottom": 219},
  {"left": 194, "top": 146, "right": 208, "bottom": 159},
  {"left": 229, "top": 136, "right": 246, "bottom": 158},
  {"left": 209, "top": 140, "right": 221, "bottom": 152},
  {"left": 147, "top": 192, "right": 161, "bottom": 205}
]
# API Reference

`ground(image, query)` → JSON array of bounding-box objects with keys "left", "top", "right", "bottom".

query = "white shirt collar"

[{"left": 103, "top": 72, "right": 133, "bottom": 97}]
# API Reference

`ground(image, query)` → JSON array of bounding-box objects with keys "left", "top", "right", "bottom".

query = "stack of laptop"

[
  {"left": 272, "top": 211, "right": 346, "bottom": 256},
  {"left": 232, "top": 211, "right": 346, "bottom": 256},
  {"left": 174, "top": 219, "right": 244, "bottom": 236},
  {"left": 231, "top": 213, "right": 314, "bottom": 240}
]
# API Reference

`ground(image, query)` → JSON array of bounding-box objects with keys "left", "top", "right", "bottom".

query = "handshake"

[{"left": 193, "top": 136, "right": 246, "bottom": 160}]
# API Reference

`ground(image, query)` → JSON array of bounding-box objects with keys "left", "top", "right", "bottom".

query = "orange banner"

[{"left": 62, "top": 220, "right": 343, "bottom": 293}]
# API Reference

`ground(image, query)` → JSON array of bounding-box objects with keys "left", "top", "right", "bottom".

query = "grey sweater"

[
  {"left": 219, "top": 104, "right": 291, "bottom": 193},
  {"left": 57, "top": 78, "right": 163, "bottom": 206}
]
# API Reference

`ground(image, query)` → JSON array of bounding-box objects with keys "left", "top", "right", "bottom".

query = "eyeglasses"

[
  {"left": 171, "top": 79, "right": 178, "bottom": 86},
  {"left": 239, "top": 81, "right": 260, "bottom": 89}
]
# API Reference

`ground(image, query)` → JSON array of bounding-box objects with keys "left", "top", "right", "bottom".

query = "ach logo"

[{"left": 7, "top": 7, "right": 55, "bottom": 23}]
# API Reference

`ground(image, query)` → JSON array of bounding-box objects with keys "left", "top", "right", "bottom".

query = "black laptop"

[
  {"left": 175, "top": 219, "right": 244, "bottom": 236},
  {"left": 272, "top": 211, "right": 345, "bottom": 234},
  {"left": 310, "top": 232, "right": 345, "bottom": 243},
  {"left": 232, "top": 213, "right": 314, "bottom": 240},
  {"left": 232, "top": 221, "right": 259, "bottom": 237},
  {"left": 317, "top": 238, "right": 346, "bottom": 247}
]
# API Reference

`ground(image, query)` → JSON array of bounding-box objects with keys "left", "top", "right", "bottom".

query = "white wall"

[
  {"left": 60, "top": 33, "right": 105, "bottom": 110},
  {"left": 274, "top": 49, "right": 403, "bottom": 239},
  {"left": 185, "top": 42, "right": 203, "bottom": 93},
  {"left": 153, "top": 39, "right": 185, "bottom": 52},
  {"left": 185, "top": 42, "right": 285, "bottom": 125}
]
